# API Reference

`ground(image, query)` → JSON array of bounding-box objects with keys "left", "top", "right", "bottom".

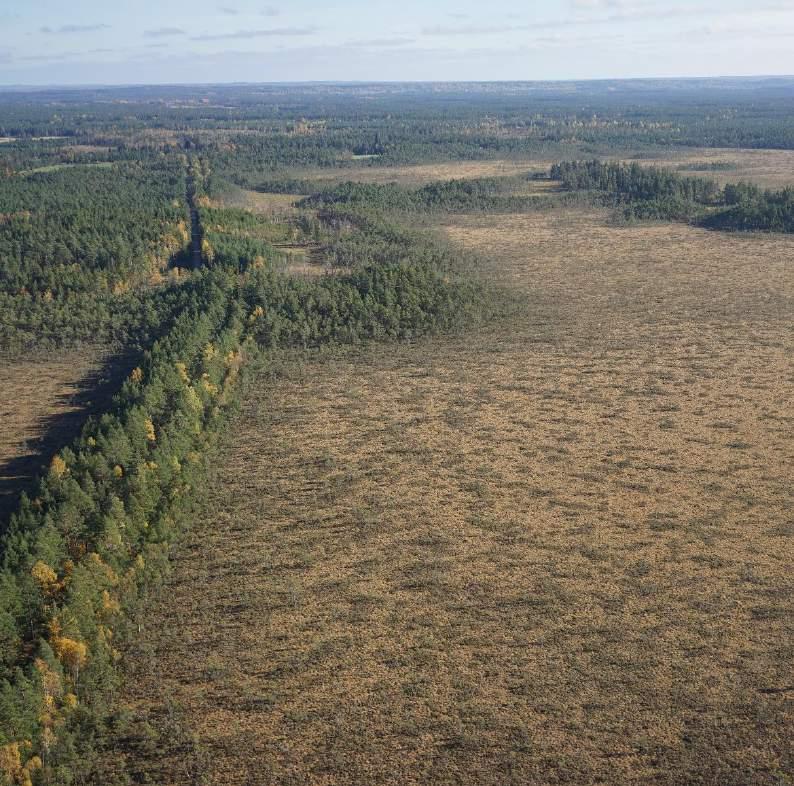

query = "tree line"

[{"left": 299, "top": 176, "right": 547, "bottom": 215}]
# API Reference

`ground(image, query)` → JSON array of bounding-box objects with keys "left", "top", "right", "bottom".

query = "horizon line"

[{"left": 2, "top": 74, "right": 794, "bottom": 91}]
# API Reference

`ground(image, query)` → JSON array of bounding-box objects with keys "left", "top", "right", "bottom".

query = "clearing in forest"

[
  {"left": 630, "top": 147, "right": 794, "bottom": 189},
  {"left": 275, "top": 146, "right": 794, "bottom": 189},
  {"left": 124, "top": 209, "right": 794, "bottom": 785},
  {"left": 309, "top": 159, "right": 551, "bottom": 185},
  {"left": 217, "top": 188, "right": 305, "bottom": 217}
]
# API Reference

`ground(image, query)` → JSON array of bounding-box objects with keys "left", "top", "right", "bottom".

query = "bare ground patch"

[{"left": 123, "top": 210, "right": 794, "bottom": 785}]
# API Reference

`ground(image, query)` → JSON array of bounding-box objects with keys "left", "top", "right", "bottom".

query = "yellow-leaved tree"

[
  {"left": 49, "top": 455, "right": 67, "bottom": 479},
  {"left": 30, "top": 561, "right": 59, "bottom": 597}
]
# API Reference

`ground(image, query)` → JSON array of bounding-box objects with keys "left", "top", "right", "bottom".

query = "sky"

[{"left": 0, "top": 0, "right": 792, "bottom": 85}]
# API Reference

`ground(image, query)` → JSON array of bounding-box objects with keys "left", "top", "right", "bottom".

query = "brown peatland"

[
  {"left": 123, "top": 208, "right": 794, "bottom": 785},
  {"left": 280, "top": 147, "right": 794, "bottom": 189}
]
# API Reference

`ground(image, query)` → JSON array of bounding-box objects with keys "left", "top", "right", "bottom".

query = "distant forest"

[{"left": 3, "top": 78, "right": 794, "bottom": 186}]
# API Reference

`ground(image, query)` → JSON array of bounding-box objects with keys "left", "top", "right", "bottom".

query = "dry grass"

[
  {"left": 298, "top": 159, "right": 551, "bottom": 186},
  {"left": 18, "top": 162, "right": 115, "bottom": 176},
  {"left": 628, "top": 148, "right": 794, "bottom": 189},
  {"left": 123, "top": 209, "right": 793, "bottom": 785},
  {"left": 219, "top": 189, "right": 305, "bottom": 217},
  {"left": 0, "top": 348, "right": 128, "bottom": 523},
  {"left": 288, "top": 148, "right": 794, "bottom": 190},
  {"left": 281, "top": 260, "right": 348, "bottom": 278},
  {"left": 213, "top": 190, "right": 352, "bottom": 278},
  {"left": 65, "top": 144, "right": 113, "bottom": 154},
  {"left": 275, "top": 247, "right": 349, "bottom": 278}
]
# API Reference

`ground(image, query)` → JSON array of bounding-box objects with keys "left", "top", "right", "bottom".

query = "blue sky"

[{"left": 1, "top": 0, "right": 792, "bottom": 85}]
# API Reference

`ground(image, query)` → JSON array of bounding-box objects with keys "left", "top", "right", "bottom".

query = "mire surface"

[
  {"left": 127, "top": 210, "right": 793, "bottom": 785},
  {"left": 286, "top": 147, "right": 794, "bottom": 189}
]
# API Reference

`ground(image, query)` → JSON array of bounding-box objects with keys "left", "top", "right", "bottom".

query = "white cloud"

[
  {"left": 423, "top": 23, "right": 525, "bottom": 36},
  {"left": 191, "top": 26, "right": 319, "bottom": 41},
  {"left": 346, "top": 37, "right": 415, "bottom": 48},
  {"left": 40, "top": 24, "right": 111, "bottom": 34},
  {"left": 144, "top": 27, "right": 186, "bottom": 38}
]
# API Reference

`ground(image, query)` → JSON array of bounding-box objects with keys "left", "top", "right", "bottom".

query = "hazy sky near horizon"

[{"left": 1, "top": 0, "right": 792, "bottom": 85}]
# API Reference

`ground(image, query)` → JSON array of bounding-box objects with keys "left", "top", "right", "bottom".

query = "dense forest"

[
  {"left": 705, "top": 182, "right": 794, "bottom": 232},
  {"left": 0, "top": 162, "right": 187, "bottom": 293},
  {"left": 0, "top": 160, "right": 193, "bottom": 352}
]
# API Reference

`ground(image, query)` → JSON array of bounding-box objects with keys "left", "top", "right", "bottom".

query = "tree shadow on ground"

[{"left": 0, "top": 351, "right": 137, "bottom": 531}]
